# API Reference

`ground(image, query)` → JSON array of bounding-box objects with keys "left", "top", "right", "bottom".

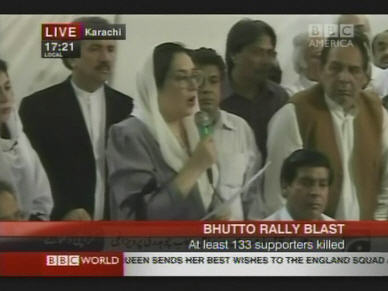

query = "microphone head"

[
  {"left": 194, "top": 110, "right": 212, "bottom": 127},
  {"left": 195, "top": 111, "right": 213, "bottom": 138}
]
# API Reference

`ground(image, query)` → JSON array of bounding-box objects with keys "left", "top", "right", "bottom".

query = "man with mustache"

[
  {"left": 265, "top": 149, "right": 333, "bottom": 221},
  {"left": 220, "top": 18, "right": 289, "bottom": 164},
  {"left": 19, "top": 17, "right": 133, "bottom": 220},
  {"left": 264, "top": 31, "right": 388, "bottom": 220}
]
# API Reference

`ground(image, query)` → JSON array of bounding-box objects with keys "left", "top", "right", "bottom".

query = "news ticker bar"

[
  {"left": 1, "top": 252, "right": 388, "bottom": 276},
  {"left": 0, "top": 237, "right": 382, "bottom": 252},
  {"left": 0, "top": 221, "right": 385, "bottom": 237}
]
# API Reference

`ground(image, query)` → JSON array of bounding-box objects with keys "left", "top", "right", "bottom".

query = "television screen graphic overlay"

[{"left": 1, "top": 14, "right": 388, "bottom": 277}]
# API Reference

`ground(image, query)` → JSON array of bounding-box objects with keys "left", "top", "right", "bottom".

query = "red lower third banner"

[
  {"left": 0, "top": 252, "right": 123, "bottom": 276},
  {"left": 0, "top": 221, "right": 386, "bottom": 237}
]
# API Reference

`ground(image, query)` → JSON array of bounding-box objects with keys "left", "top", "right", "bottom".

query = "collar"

[
  {"left": 285, "top": 205, "right": 328, "bottom": 221},
  {"left": 215, "top": 110, "right": 236, "bottom": 131},
  {"left": 71, "top": 79, "right": 104, "bottom": 99},
  {"left": 324, "top": 93, "right": 358, "bottom": 118},
  {"left": 299, "top": 75, "right": 317, "bottom": 89}
]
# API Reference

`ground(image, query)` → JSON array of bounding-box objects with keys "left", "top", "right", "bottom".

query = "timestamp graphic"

[{"left": 41, "top": 40, "right": 80, "bottom": 58}]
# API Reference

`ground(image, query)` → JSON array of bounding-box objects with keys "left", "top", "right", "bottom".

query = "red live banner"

[
  {"left": 0, "top": 252, "right": 123, "bottom": 276},
  {"left": 42, "top": 23, "right": 83, "bottom": 40},
  {"left": 0, "top": 221, "right": 386, "bottom": 237}
]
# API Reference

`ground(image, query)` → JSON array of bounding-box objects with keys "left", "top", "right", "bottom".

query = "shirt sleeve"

[
  {"left": 263, "top": 104, "right": 303, "bottom": 217},
  {"left": 106, "top": 122, "right": 197, "bottom": 220},
  {"left": 374, "top": 107, "right": 388, "bottom": 220}
]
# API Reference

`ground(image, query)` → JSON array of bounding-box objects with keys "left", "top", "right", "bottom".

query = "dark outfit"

[
  {"left": 19, "top": 78, "right": 133, "bottom": 220},
  {"left": 220, "top": 80, "right": 288, "bottom": 162}
]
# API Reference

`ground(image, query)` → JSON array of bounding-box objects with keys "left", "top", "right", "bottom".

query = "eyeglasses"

[{"left": 170, "top": 71, "right": 204, "bottom": 88}]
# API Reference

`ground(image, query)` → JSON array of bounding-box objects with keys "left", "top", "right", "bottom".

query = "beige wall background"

[{"left": 0, "top": 14, "right": 387, "bottom": 106}]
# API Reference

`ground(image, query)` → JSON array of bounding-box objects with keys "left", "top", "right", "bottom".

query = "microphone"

[
  {"left": 194, "top": 110, "right": 214, "bottom": 185},
  {"left": 194, "top": 110, "right": 213, "bottom": 139}
]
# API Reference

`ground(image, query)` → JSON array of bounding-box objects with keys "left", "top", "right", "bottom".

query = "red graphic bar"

[
  {"left": 0, "top": 252, "right": 123, "bottom": 276},
  {"left": 42, "top": 23, "right": 83, "bottom": 40},
  {"left": 0, "top": 221, "right": 386, "bottom": 237}
]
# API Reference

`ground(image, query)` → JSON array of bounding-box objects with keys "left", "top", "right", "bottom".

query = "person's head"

[
  {"left": 337, "top": 14, "right": 372, "bottom": 41},
  {"left": 191, "top": 47, "right": 225, "bottom": 117},
  {"left": 372, "top": 30, "right": 388, "bottom": 69},
  {"left": 64, "top": 17, "right": 116, "bottom": 92},
  {"left": 0, "top": 59, "right": 15, "bottom": 123},
  {"left": 292, "top": 32, "right": 324, "bottom": 82},
  {"left": 154, "top": 42, "right": 202, "bottom": 122},
  {"left": 225, "top": 18, "right": 277, "bottom": 85},
  {"left": 281, "top": 149, "right": 332, "bottom": 220},
  {"left": 319, "top": 31, "right": 370, "bottom": 110},
  {"left": 0, "top": 181, "right": 22, "bottom": 221}
]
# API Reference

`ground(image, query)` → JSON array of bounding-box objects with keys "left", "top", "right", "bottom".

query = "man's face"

[
  {"left": 0, "top": 191, "right": 22, "bottom": 221},
  {"left": 304, "top": 39, "right": 323, "bottom": 81},
  {"left": 285, "top": 167, "right": 330, "bottom": 220},
  {"left": 70, "top": 39, "right": 116, "bottom": 88},
  {"left": 0, "top": 71, "right": 15, "bottom": 123},
  {"left": 373, "top": 32, "right": 388, "bottom": 69},
  {"left": 232, "top": 34, "right": 276, "bottom": 84},
  {"left": 319, "top": 45, "right": 367, "bottom": 108},
  {"left": 197, "top": 65, "right": 222, "bottom": 116}
]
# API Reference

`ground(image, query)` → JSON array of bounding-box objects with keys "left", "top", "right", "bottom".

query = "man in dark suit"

[{"left": 19, "top": 17, "right": 133, "bottom": 220}]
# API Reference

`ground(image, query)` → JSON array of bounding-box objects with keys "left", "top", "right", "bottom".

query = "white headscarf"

[{"left": 134, "top": 50, "right": 219, "bottom": 210}]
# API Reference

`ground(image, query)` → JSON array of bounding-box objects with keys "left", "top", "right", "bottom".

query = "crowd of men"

[{"left": 1, "top": 15, "right": 388, "bottom": 221}]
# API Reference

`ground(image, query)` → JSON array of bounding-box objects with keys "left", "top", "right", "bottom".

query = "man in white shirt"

[
  {"left": 264, "top": 31, "right": 388, "bottom": 220},
  {"left": 284, "top": 32, "right": 323, "bottom": 96},
  {"left": 19, "top": 17, "right": 133, "bottom": 220},
  {"left": 265, "top": 149, "right": 334, "bottom": 221},
  {"left": 192, "top": 47, "right": 263, "bottom": 220}
]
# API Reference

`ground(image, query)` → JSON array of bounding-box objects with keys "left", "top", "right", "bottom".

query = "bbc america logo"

[
  {"left": 46, "top": 255, "right": 80, "bottom": 266},
  {"left": 309, "top": 24, "right": 354, "bottom": 38}
]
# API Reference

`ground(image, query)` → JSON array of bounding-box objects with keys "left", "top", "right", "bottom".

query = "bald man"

[{"left": 337, "top": 14, "right": 371, "bottom": 40}]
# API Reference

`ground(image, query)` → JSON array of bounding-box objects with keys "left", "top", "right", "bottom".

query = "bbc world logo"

[
  {"left": 308, "top": 24, "right": 354, "bottom": 38},
  {"left": 46, "top": 255, "right": 120, "bottom": 266},
  {"left": 46, "top": 255, "right": 80, "bottom": 266}
]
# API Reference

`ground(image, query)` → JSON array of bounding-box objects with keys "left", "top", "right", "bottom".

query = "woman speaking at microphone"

[{"left": 107, "top": 42, "right": 220, "bottom": 220}]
